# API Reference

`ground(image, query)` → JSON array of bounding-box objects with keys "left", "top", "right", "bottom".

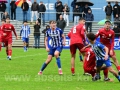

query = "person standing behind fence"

[
  {"left": 63, "top": 3, "right": 70, "bottom": 26},
  {"left": 83, "top": 4, "right": 91, "bottom": 18},
  {"left": 55, "top": 0, "right": 63, "bottom": 21},
  {"left": 0, "top": 2, "right": 6, "bottom": 19},
  {"left": 21, "top": 0, "right": 29, "bottom": 21},
  {"left": 85, "top": 9, "right": 94, "bottom": 32},
  {"left": 34, "top": 20, "right": 41, "bottom": 49},
  {"left": 73, "top": 5, "right": 80, "bottom": 26},
  {"left": 71, "top": 0, "right": 77, "bottom": 22},
  {"left": 20, "top": 21, "right": 30, "bottom": 52},
  {"left": 113, "top": 1, "right": 119, "bottom": 20},
  {"left": 38, "top": 1, "right": 46, "bottom": 26},
  {"left": 10, "top": 0, "right": 17, "bottom": 20},
  {"left": 57, "top": 15, "right": 66, "bottom": 32},
  {"left": 31, "top": 0, "right": 39, "bottom": 23},
  {"left": 2, "top": 12, "right": 10, "bottom": 20},
  {"left": 105, "top": 2, "right": 112, "bottom": 21}
]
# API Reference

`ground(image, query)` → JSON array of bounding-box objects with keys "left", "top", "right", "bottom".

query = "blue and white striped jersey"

[
  {"left": 90, "top": 41, "right": 106, "bottom": 60},
  {"left": 20, "top": 25, "right": 30, "bottom": 38},
  {"left": 46, "top": 28, "right": 63, "bottom": 48}
]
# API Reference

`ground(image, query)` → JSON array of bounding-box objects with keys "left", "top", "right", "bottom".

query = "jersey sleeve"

[
  {"left": 98, "top": 43, "right": 105, "bottom": 50},
  {"left": 20, "top": 26, "right": 23, "bottom": 36},
  {"left": 59, "top": 29, "right": 63, "bottom": 36},
  {"left": 80, "top": 26, "right": 85, "bottom": 42},
  {"left": 12, "top": 25, "right": 17, "bottom": 37},
  {"left": 111, "top": 31, "right": 115, "bottom": 50},
  {"left": 96, "top": 29, "right": 100, "bottom": 38},
  {"left": 45, "top": 30, "right": 49, "bottom": 37}
]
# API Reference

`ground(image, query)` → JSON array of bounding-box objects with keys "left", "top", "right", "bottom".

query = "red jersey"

[
  {"left": 2, "top": 23, "right": 17, "bottom": 39},
  {"left": 0, "top": 26, "right": 3, "bottom": 42},
  {"left": 82, "top": 47, "right": 96, "bottom": 69},
  {"left": 96, "top": 28, "right": 115, "bottom": 50},
  {"left": 68, "top": 24, "right": 85, "bottom": 45}
]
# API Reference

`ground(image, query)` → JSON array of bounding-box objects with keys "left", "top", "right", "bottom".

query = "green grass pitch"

[{"left": 0, "top": 48, "right": 120, "bottom": 90}]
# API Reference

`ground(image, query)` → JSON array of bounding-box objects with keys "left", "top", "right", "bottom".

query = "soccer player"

[
  {"left": 81, "top": 47, "right": 110, "bottom": 81},
  {"left": 2, "top": 17, "right": 18, "bottom": 60},
  {"left": 96, "top": 20, "right": 120, "bottom": 74},
  {"left": 68, "top": 17, "right": 86, "bottom": 75},
  {"left": 38, "top": 20, "right": 66, "bottom": 75},
  {"left": 20, "top": 21, "right": 30, "bottom": 52},
  {"left": 85, "top": 32, "right": 120, "bottom": 82}
]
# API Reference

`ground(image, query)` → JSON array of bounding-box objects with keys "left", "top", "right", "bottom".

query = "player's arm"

[
  {"left": 20, "top": 27, "right": 23, "bottom": 39},
  {"left": 81, "top": 44, "right": 91, "bottom": 50},
  {"left": 12, "top": 25, "right": 18, "bottom": 39},
  {"left": 111, "top": 32, "right": 115, "bottom": 50},
  {"left": 95, "top": 30, "right": 100, "bottom": 38},
  {"left": 62, "top": 34, "right": 66, "bottom": 46},
  {"left": 28, "top": 26, "right": 30, "bottom": 38},
  {"left": 45, "top": 31, "right": 49, "bottom": 52}
]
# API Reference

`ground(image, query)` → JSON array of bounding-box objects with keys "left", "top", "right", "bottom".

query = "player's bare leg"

[
  {"left": 71, "top": 54, "right": 76, "bottom": 75},
  {"left": 107, "top": 66, "right": 120, "bottom": 82},
  {"left": 7, "top": 44, "right": 12, "bottom": 60},
  {"left": 38, "top": 55, "right": 52, "bottom": 75},
  {"left": 23, "top": 41, "right": 27, "bottom": 52},
  {"left": 54, "top": 51, "right": 63, "bottom": 75}
]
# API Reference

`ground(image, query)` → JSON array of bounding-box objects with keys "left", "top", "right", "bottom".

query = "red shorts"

[
  {"left": 84, "top": 66, "right": 96, "bottom": 77},
  {"left": 3, "top": 38, "right": 12, "bottom": 46},
  {"left": 70, "top": 43, "right": 84, "bottom": 55}
]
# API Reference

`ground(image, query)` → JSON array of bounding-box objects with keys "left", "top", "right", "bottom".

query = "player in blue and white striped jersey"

[
  {"left": 20, "top": 21, "right": 30, "bottom": 52},
  {"left": 38, "top": 20, "right": 66, "bottom": 75},
  {"left": 85, "top": 32, "right": 120, "bottom": 82}
]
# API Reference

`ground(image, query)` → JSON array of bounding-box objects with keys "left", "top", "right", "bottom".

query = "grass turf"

[{"left": 0, "top": 48, "right": 120, "bottom": 90}]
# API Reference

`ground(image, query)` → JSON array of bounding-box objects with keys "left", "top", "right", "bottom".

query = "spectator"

[
  {"left": 57, "top": 15, "right": 66, "bottom": 31},
  {"left": 79, "top": 4, "right": 84, "bottom": 18},
  {"left": 85, "top": 9, "right": 94, "bottom": 32},
  {"left": 42, "top": 25, "right": 50, "bottom": 42},
  {"left": 38, "top": 1, "right": 46, "bottom": 26},
  {"left": 34, "top": 20, "right": 41, "bottom": 48},
  {"left": 73, "top": 5, "right": 80, "bottom": 25},
  {"left": 113, "top": 1, "right": 119, "bottom": 19},
  {"left": 114, "top": 14, "right": 120, "bottom": 28},
  {"left": 71, "top": 0, "right": 77, "bottom": 22},
  {"left": 63, "top": 3, "right": 70, "bottom": 26},
  {"left": 105, "top": 2, "right": 112, "bottom": 21},
  {"left": 0, "top": 2, "right": 6, "bottom": 19},
  {"left": 83, "top": 4, "right": 91, "bottom": 17},
  {"left": 55, "top": 0, "right": 63, "bottom": 21},
  {"left": 113, "top": 24, "right": 120, "bottom": 41},
  {"left": 2, "top": 12, "right": 10, "bottom": 20},
  {"left": 21, "top": 0, "right": 29, "bottom": 21},
  {"left": 31, "top": 0, "right": 39, "bottom": 23},
  {"left": 10, "top": 0, "right": 17, "bottom": 20}
]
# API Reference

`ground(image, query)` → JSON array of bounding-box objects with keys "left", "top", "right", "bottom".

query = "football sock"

[
  {"left": 117, "top": 66, "right": 120, "bottom": 71},
  {"left": 8, "top": 50, "right": 12, "bottom": 56},
  {"left": 79, "top": 55, "right": 83, "bottom": 61},
  {"left": 56, "top": 57, "right": 61, "bottom": 69},
  {"left": 115, "top": 75, "right": 120, "bottom": 81},
  {"left": 103, "top": 69, "right": 108, "bottom": 78},
  {"left": 40, "top": 63, "right": 48, "bottom": 71},
  {"left": 71, "top": 67, "right": 75, "bottom": 74},
  {"left": 24, "top": 46, "right": 26, "bottom": 51}
]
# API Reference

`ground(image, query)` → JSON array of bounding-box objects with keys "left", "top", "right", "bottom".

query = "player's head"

[
  {"left": 5, "top": 17, "right": 10, "bottom": 23},
  {"left": 23, "top": 21, "right": 27, "bottom": 26},
  {"left": 86, "top": 32, "right": 96, "bottom": 43},
  {"left": 1, "top": 19, "right": 5, "bottom": 25},
  {"left": 79, "top": 17, "right": 85, "bottom": 25},
  {"left": 104, "top": 20, "right": 112, "bottom": 30},
  {"left": 49, "top": 20, "right": 56, "bottom": 29}
]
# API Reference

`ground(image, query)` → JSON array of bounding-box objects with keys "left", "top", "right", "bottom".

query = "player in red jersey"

[
  {"left": 2, "top": 17, "right": 18, "bottom": 60},
  {"left": 96, "top": 20, "right": 120, "bottom": 74},
  {"left": 81, "top": 47, "right": 111, "bottom": 81},
  {"left": 68, "top": 17, "right": 86, "bottom": 75},
  {"left": 0, "top": 19, "right": 6, "bottom": 51}
]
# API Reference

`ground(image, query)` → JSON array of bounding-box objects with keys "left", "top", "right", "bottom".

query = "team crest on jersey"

[
  {"left": 9, "top": 27, "right": 11, "bottom": 29},
  {"left": 109, "top": 34, "right": 111, "bottom": 37}
]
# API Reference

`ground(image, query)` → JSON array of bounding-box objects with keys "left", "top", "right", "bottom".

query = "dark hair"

[
  {"left": 23, "top": 21, "right": 27, "bottom": 23},
  {"left": 49, "top": 20, "right": 56, "bottom": 24},
  {"left": 108, "top": 2, "right": 111, "bottom": 4},
  {"left": 79, "top": 17, "right": 85, "bottom": 21},
  {"left": 87, "top": 32, "right": 96, "bottom": 41},
  {"left": 1, "top": 19, "right": 5, "bottom": 22}
]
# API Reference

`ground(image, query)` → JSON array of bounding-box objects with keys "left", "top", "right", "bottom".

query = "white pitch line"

[{"left": 0, "top": 53, "right": 47, "bottom": 60}]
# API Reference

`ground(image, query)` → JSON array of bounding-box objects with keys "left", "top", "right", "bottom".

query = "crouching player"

[
  {"left": 84, "top": 32, "right": 120, "bottom": 82},
  {"left": 81, "top": 47, "right": 111, "bottom": 81}
]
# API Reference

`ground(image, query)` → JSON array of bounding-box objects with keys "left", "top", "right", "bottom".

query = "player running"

[
  {"left": 85, "top": 32, "right": 120, "bottom": 82},
  {"left": 38, "top": 20, "right": 66, "bottom": 75},
  {"left": 68, "top": 17, "right": 86, "bottom": 75},
  {"left": 96, "top": 20, "right": 120, "bottom": 74},
  {"left": 2, "top": 17, "right": 18, "bottom": 60}
]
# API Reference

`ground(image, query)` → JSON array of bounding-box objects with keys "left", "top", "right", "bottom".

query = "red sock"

[
  {"left": 8, "top": 50, "right": 12, "bottom": 56},
  {"left": 117, "top": 66, "right": 120, "bottom": 71},
  {"left": 103, "top": 69, "right": 108, "bottom": 78},
  {"left": 71, "top": 68, "right": 75, "bottom": 74},
  {"left": 6, "top": 50, "right": 8, "bottom": 56},
  {"left": 0, "top": 44, "right": 1, "bottom": 51}
]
